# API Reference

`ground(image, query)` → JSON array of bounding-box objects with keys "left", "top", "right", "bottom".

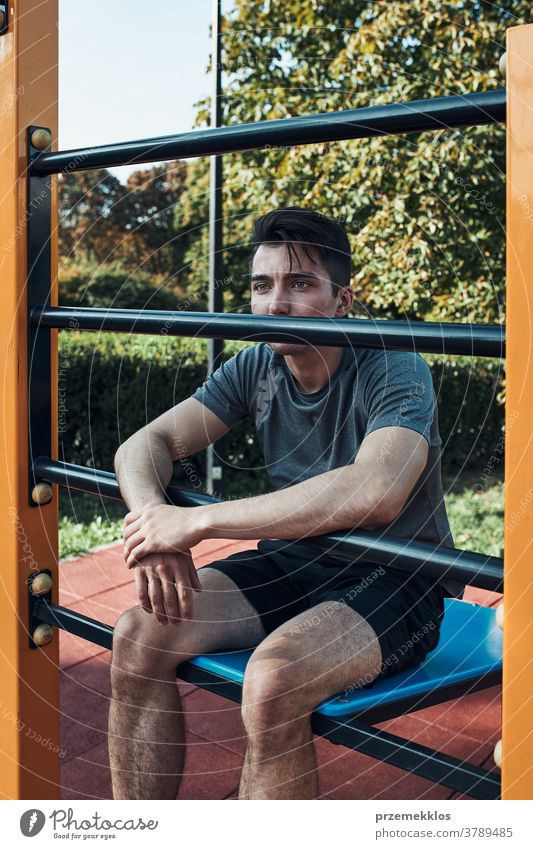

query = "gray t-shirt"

[{"left": 191, "top": 342, "right": 463, "bottom": 598}]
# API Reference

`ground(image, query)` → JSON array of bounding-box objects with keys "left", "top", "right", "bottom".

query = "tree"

[
  {"left": 123, "top": 164, "right": 187, "bottom": 278},
  {"left": 59, "top": 163, "right": 188, "bottom": 285},
  {"left": 58, "top": 169, "right": 128, "bottom": 265},
  {"left": 177, "top": 0, "right": 531, "bottom": 324}
]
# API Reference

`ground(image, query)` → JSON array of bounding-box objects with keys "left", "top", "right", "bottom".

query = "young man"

[{"left": 109, "top": 207, "right": 459, "bottom": 800}]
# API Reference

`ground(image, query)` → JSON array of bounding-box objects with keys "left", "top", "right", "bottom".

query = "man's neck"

[{"left": 284, "top": 347, "right": 344, "bottom": 394}]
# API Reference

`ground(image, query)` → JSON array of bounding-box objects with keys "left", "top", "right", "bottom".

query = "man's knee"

[
  {"left": 241, "top": 655, "right": 311, "bottom": 736},
  {"left": 112, "top": 605, "right": 188, "bottom": 676},
  {"left": 113, "top": 605, "right": 144, "bottom": 647}
]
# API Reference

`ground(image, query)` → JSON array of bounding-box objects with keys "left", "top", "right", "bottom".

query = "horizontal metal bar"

[
  {"left": 285, "top": 532, "right": 504, "bottom": 592},
  {"left": 34, "top": 599, "right": 113, "bottom": 650},
  {"left": 33, "top": 599, "right": 499, "bottom": 798},
  {"left": 312, "top": 714, "right": 501, "bottom": 799},
  {"left": 33, "top": 456, "right": 215, "bottom": 506},
  {"left": 0, "top": 3, "right": 8, "bottom": 37},
  {"left": 178, "top": 661, "right": 246, "bottom": 702},
  {"left": 34, "top": 457, "right": 504, "bottom": 590},
  {"left": 31, "top": 306, "right": 505, "bottom": 358},
  {"left": 30, "top": 89, "right": 506, "bottom": 176}
]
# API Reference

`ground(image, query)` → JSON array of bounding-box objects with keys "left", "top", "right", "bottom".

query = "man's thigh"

[
  {"left": 243, "top": 600, "right": 383, "bottom": 710},
  {"left": 319, "top": 566, "right": 445, "bottom": 684},
  {"left": 202, "top": 546, "right": 308, "bottom": 635}
]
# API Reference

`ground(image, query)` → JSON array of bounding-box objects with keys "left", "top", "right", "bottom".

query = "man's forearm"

[
  {"left": 114, "top": 429, "right": 173, "bottom": 511},
  {"left": 197, "top": 464, "right": 392, "bottom": 542}
]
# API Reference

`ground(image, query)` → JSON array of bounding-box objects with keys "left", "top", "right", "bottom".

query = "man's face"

[{"left": 250, "top": 242, "right": 347, "bottom": 357}]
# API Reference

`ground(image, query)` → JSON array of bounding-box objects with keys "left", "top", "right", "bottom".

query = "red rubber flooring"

[{"left": 58, "top": 538, "right": 502, "bottom": 800}]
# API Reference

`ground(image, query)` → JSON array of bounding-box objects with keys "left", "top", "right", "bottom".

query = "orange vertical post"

[
  {"left": 503, "top": 23, "right": 533, "bottom": 800},
  {"left": 0, "top": 2, "right": 59, "bottom": 798}
]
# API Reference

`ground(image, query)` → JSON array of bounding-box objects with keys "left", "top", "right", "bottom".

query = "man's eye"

[{"left": 252, "top": 281, "right": 310, "bottom": 291}]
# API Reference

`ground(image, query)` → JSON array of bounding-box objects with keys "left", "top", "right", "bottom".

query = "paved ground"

[{"left": 58, "top": 538, "right": 502, "bottom": 800}]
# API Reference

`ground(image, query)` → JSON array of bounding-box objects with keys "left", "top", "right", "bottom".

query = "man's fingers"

[
  {"left": 176, "top": 580, "right": 193, "bottom": 621},
  {"left": 123, "top": 529, "right": 144, "bottom": 560},
  {"left": 147, "top": 572, "right": 168, "bottom": 625},
  {"left": 130, "top": 553, "right": 200, "bottom": 626},
  {"left": 123, "top": 514, "right": 142, "bottom": 535},
  {"left": 160, "top": 576, "right": 182, "bottom": 625},
  {"left": 127, "top": 538, "right": 168, "bottom": 568},
  {"left": 127, "top": 545, "right": 146, "bottom": 569},
  {"left": 133, "top": 567, "right": 152, "bottom": 614},
  {"left": 123, "top": 526, "right": 144, "bottom": 549}
]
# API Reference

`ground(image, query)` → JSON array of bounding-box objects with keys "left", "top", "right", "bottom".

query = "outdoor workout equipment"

[{"left": 1, "top": 1, "right": 530, "bottom": 801}]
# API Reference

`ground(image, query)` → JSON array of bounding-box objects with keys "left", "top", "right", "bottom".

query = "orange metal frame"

[
  {"left": 0, "top": 1, "right": 531, "bottom": 800},
  {"left": 503, "top": 25, "right": 533, "bottom": 800},
  {"left": 0, "top": 1, "right": 59, "bottom": 799}
]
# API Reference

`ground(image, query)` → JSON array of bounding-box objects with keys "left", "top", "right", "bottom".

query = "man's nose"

[{"left": 268, "top": 291, "right": 291, "bottom": 315}]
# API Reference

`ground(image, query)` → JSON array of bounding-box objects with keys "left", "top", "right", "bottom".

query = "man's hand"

[
  {"left": 123, "top": 501, "right": 205, "bottom": 568},
  {"left": 131, "top": 550, "right": 202, "bottom": 626}
]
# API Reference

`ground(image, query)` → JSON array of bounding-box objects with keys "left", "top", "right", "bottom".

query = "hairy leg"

[
  {"left": 108, "top": 567, "right": 265, "bottom": 799},
  {"left": 239, "top": 600, "right": 383, "bottom": 800}
]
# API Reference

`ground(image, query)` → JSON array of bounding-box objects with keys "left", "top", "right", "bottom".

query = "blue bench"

[{"left": 179, "top": 599, "right": 502, "bottom": 798}]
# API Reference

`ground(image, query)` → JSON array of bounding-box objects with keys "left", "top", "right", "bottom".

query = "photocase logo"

[{"left": 20, "top": 809, "right": 46, "bottom": 837}]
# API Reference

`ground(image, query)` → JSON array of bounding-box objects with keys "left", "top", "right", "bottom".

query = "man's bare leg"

[
  {"left": 108, "top": 568, "right": 265, "bottom": 800},
  {"left": 239, "top": 601, "right": 383, "bottom": 799},
  {"left": 239, "top": 714, "right": 317, "bottom": 799},
  {"left": 108, "top": 649, "right": 188, "bottom": 800}
]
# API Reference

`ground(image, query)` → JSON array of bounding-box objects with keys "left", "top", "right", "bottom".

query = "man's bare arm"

[
  {"left": 114, "top": 428, "right": 173, "bottom": 511},
  {"left": 196, "top": 465, "right": 384, "bottom": 542},
  {"left": 114, "top": 397, "right": 230, "bottom": 510},
  {"left": 114, "top": 398, "right": 231, "bottom": 623},
  {"left": 195, "top": 426, "right": 428, "bottom": 542},
  {"left": 121, "top": 427, "right": 429, "bottom": 583}
]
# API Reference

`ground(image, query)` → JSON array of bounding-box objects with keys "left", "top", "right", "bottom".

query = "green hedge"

[
  {"left": 57, "top": 332, "right": 269, "bottom": 499},
  {"left": 421, "top": 354, "right": 505, "bottom": 474},
  {"left": 59, "top": 260, "right": 179, "bottom": 311},
  {"left": 57, "top": 331, "right": 505, "bottom": 500}
]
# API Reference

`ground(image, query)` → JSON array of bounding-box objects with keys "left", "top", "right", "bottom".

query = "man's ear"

[{"left": 335, "top": 286, "right": 354, "bottom": 317}]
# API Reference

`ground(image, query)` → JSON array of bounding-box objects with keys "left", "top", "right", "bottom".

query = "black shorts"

[{"left": 203, "top": 540, "right": 446, "bottom": 685}]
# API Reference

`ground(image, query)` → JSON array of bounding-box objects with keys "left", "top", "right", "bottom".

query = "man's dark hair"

[{"left": 250, "top": 206, "right": 352, "bottom": 296}]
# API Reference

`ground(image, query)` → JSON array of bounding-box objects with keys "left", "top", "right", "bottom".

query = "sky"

[{"left": 59, "top": 0, "right": 232, "bottom": 181}]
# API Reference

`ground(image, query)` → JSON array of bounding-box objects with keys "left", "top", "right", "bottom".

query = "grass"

[
  {"left": 59, "top": 514, "right": 125, "bottom": 560},
  {"left": 59, "top": 491, "right": 125, "bottom": 560},
  {"left": 58, "top": 475, "right": 505, "bottom": 561},
  {"left": 444, "top": 477, "right": 504, "bottom": 558}
]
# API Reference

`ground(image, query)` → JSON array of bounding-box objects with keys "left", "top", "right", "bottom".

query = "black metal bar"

[
  {"left": 27, "top": 127, "right": 53, "bottom": 507},
  {"left": 30, "top": 89, "right": 506, "bottom": 176},
  {"left": 33, "top": 458, "right": 504, "bottom": 590},
  {"left": 281, "top": 532, "right": 504, "bottom": 592},
  {"left": 32, "top": 456, "right": 216, "bottom": 506},
  {"left": 207, "top": 0, "right": 225, "bottom": 497},
  {"left": 34, "top": 599, "right": 113, "bottom": 650},
  {"left": 311, "top": 714, "right": 500, "bottom": 800},
  {"left": 0, "top": 3, "right": 8, "bottom": 35},
  {"left": 33, "top": 598, "right": 499, "bottom": 798},
  {"left": 31, "top": 306, "right": 505, "bottom": 358},
  {"left": 178, "top": 662, "right": 252, "bottom": 702}
]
